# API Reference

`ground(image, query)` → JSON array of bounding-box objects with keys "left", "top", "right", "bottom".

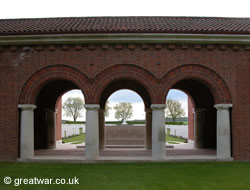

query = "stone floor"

[
  {"left": 35, "top": 147, "right": 216, "bottom": 157},
  {"left": 28, "top": 143, "right": 220, "bottom": 162},
  {"left": 15, "top": 141, "right": 233, "bottom": 163}
]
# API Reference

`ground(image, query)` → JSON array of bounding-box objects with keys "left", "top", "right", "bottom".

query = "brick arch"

[
  {"left": 92, "top": 64, "right": 159, "bottom": 105},
  {"left": 19, "top": 65, "right": 92, "bottom": 104},
  {"left": 161, "top": 65, "right": 232, "bottom": 104},
  {"left": 169, "top": 88, "right": 196, "bottom": 107}
]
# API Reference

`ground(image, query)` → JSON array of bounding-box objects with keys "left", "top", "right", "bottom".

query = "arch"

[
  {"left": 19, "top": 65, "right": 91, "bottom": 104},
  {"left": 93, "top": 64, "right": 159, "bottom": 104},
  {"left": 168, "top": 88, "right": 195, "bottom": 107},
  {"left": 161, "top": 65, "right": 232, "bottom": 104},
  {"left": 99, "top": 80, "right": 151, "bottom": 109}
]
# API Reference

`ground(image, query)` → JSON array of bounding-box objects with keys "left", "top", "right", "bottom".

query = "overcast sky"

[
  {"left": 0, "top": 0, "right": 249, "bottom": 19},
  {"left": 62, "top": 89, "right": 187, "bottom": 121}
]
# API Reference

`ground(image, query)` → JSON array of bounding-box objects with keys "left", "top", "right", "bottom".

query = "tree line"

[{"left": 63, "top": 97, "right": 185, "bottom": 122}]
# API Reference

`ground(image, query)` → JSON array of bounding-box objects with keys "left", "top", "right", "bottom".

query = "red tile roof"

[{"left": 0, "top": 17, "right": 249, "bottom": 35}]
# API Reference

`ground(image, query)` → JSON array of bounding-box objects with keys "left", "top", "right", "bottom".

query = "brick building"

[{"left": 0, "top": 17, "right": 249, "bottom": 161}]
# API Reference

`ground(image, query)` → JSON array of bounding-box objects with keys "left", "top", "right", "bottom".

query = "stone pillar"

[
  {"left": 145, "top": 108, "right": 152, "bottom": 149},
  {"left": 45, "top": 109, "right": 57, "bottom": 149},
  {"left": 18, "top": 104, "right": 36, "bottom": 159},
  {"left": 99, "top": 108, "right": 105, "bottom": 149},
  {"left": 214, "top": 104, "right": 232, "bottom": 158},
  {"left": 85, "top": 104, "right": 100, "bottom": 160},
  {"left": 194, "top": 108, "right": 206, "bottom": 148},
  {"left": 151, "top": 104, "right": 166, "bottom": 159}
]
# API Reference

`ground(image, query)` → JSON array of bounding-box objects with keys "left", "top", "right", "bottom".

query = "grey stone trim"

[
  {"left": 18, "top": 104, "right": 37, "bottom": 110},
  {"left": 214, "top": 104, "right": 233, "bottom": 110},
  {"left": 0, "top": 33, "right": 250, "bottom": 45},
  {"left": 84, "top": 104, "right": 100, "bottom": 111},
  {"left": 151, "top": 104, "right": 166, "bottom": 110}
]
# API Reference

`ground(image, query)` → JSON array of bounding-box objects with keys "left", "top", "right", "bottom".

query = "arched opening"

[
  {"left": 105, "top": 90, "right": 145, "bottom": 147},
  {"left": 165, "top": 79, "right": 217, "bottom": 156},
  {"left": 98, "top": 80, "right": 152, "bottom": 157},
  {"left": 161, "top": 65, "right": 233, "bottom": 159},
  {"left": 18, "top": 65, "right": 91, "bottom": 159},
  {"left": 165, "top": 89, "right": 189, "bottom": 146},
  {"left": 58, "top": 90, "right": 85, "bottom": 147},
  {"left": 33, "top": 80, "right": 86, "bottom": 157}
]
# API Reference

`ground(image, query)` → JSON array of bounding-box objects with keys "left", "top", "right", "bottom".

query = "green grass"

[
  {"left": 62, "top": 134, "right": 85, "bottom": 144},
  {"left": 70, "top": 141, "right": 84, "bottom": 145},
  {"left": 166, "top": 129, "right": 186, "bottom": 143},
  {"left": 166, "top": 135, "right": 186, "bottom": 143},
  {"left": 64, "top": 121, "right": 85, "bottom": 124},
  {"left": 0, "top": 162, "right": 249, "bottom": 190},
  {"left": 165, "top": 121, "right": 187, "bottom": 125},
  {"left": 167, "top": 141, "right": 180, "bottom": 144}
]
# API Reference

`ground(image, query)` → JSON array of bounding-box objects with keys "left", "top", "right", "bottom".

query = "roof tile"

[{"left": 0, "top": 16, "right": 249, "bottom": 35}]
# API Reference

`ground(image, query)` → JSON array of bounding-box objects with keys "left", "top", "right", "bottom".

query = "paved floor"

[
  {"left": 35, "top": 148, "right": 216, "bottom": 157},
  {"left": 21, "top": 142, "right": 224, "bottom": 162},
  {"left": 34, "top": 143, "right": 216, "bottom": 160},
  {"left": 56, "top": 142, "right": 195, "bottom": 150}
]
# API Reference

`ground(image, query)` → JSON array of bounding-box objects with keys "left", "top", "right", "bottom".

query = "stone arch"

[
  {"left": 93, "top": 64, "right": 159, "bottom": 105},
  {"left": 19, "top": 65, "right": 92, "bottom": 104},
  {"left": 161, "top": 64, "right": 232, "bottom": 104}
]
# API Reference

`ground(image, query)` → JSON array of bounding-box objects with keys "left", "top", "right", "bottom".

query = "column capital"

[
  {"left": 18, "top": 104, "right": 36, "bottom": 111},
  {"left": 151, "top": 104, "right": 166, "bottom": 110},
  {"left": 84, "top": 104, "right": 100, "bottom": 111},
  {"left": 214, "top": 104, "right": 233, "bottom": 110}
]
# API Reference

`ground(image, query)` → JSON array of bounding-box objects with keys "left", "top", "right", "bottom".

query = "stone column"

[
  {"left": 18, "top": 104, "right": 36, "bottom": 159},
  {"left": 214, "top": 104, "right": 232, "bottom": 158},
  {"left": 151, "top": 104, "right": 166, "bottom": 159},
  {"left": 194, "top": 108, "right": 206, "bottom": 148},
  {"left": 99, "top": 108, "right": 105, "bottom": 149},
  {"left": 145, "top": 108, "right": 152, "bottom": 149},
  {"left": 85, "top": 104, "right": 100, "bottom": 160},
  {"left": 45, "top": 109, "right": 57, "bottom": 149}
]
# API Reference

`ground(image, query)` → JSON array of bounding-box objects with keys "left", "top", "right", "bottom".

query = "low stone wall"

[
  {"left": 60, "top": 124, "right": 188, "bottom": 144},
  {"left": 165, "top": 125, "right": 188, "bottom": 139},
  {"left": 105, "top": 125, "right": 145, "bottom": 145},
  {"left": 61, "top": 124, "right": 85, "bottom": 138}
]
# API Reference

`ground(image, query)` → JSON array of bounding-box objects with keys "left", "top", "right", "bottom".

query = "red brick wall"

[
  {"left": 188, "top": 97, "right": 194, "bottom": 141},
  {"left": 0, "top": 43, "right": 249, "bottom": 160}
]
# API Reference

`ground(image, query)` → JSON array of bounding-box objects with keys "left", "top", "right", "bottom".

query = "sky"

[
  {"left": 0, "top": 0, "right": 249, "bottom": 19},
  {"left": 62, "top": 89, "right": 187, "bottom": 121},
  {"left": 2, "top": 0, "right": 248, "bottom": 121}
]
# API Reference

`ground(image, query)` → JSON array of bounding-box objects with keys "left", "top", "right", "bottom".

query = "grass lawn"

[
  {"left": 166, "top": 135, "right": 186, "bottom": 143},
  {"left": 0, "top": 162, "right": 249, "bottom": 190},
  {"left": 166, "top": 129, "right": 186, "bottom": 144},
  {"left": 62, "top": 134, "right": 85, "bottom": 144}
]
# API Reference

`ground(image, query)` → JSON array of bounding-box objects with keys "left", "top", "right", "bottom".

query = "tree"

[
  {"left": 63, "top": 97, "right": 84, "bottom": 122},
  {"left": 105, "top": 101, "right": 111, "bottom": 117},
  {"left": 165, "top": 99, "right": 185, "bottom": 122},
  {"left": 114, "top": 102, "right": 133, "bottom": 122}
]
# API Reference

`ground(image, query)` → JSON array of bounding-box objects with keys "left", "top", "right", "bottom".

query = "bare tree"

[
  {"left": 165, "top": 99, "right": 185, "bottom": 122},
  {"left": 63, "top": 97, "right": 84, "bottom": 122},
  {"left": 114, "top": 102, "right": 133, "bottom": 122},
  {"left": 105, "top": 100, "right": 111, "bottom": 117}
]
